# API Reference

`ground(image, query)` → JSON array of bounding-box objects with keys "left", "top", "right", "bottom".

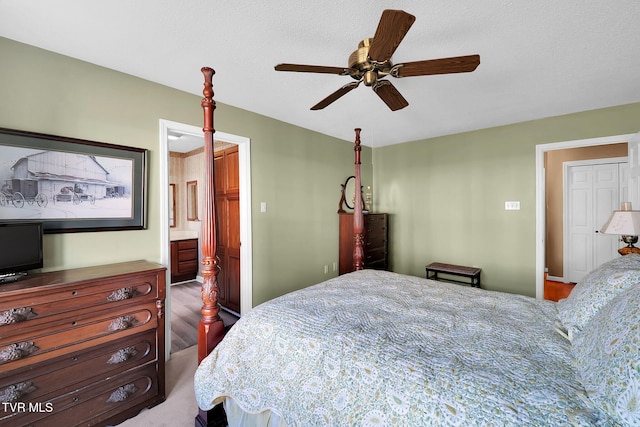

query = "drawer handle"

[
  {"left": 0, "top": 342, "right": 39, "bottom": 364},
  {"left": 108, "top": 315, "right": 137, "bottom": 331},
  {"left": 107, "top": 287, "right": 136, "bottom": 302},
  {"left": 106, "top": 384, "right": 138, "bottom": 403},
  {"left": 0, "top": 381, "right": 37, "bottom": 403},
  {"left": 0, "top": 307, "right": 37, "bottom": 325},
  {"left": 156, "top": 299, "right": 164, "bottom": 319},
  {"left": 107, "top": 346, "right": 138, "bottom": 364}
]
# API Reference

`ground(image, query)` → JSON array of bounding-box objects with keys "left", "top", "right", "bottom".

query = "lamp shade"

[{"left": 600, "top": 210, "right": 640, "bottom": 235}]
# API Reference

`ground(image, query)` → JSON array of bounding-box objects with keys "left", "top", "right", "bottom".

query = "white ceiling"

[{"left": 1, "top": 1, "right": 639, "bottom": 148}]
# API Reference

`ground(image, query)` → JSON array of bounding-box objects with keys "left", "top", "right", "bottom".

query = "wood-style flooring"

[
  {"left": 543, "top": 272, "right": 576, "bottom": 302},
  {"left": 170, "top": 280, "right": 239, "bottom": 353}
]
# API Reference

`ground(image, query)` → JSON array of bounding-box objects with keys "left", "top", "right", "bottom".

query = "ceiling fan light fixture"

[{"left": 363, "top": 70, "right": 377, "bottom": 86}]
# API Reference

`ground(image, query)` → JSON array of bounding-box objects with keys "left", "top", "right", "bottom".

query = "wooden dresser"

[
  {"left": 0, "top": 260, "right": 166, "bottom": 427},
  {"left": 339, "top": 213, "right": 388, "bottom": 275}
]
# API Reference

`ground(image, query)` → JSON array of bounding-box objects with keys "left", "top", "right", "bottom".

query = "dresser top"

[{"left": 0, "top": 260, "right": 165, "bottom": 295}]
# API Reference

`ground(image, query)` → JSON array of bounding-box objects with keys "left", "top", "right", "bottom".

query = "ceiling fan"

[{"left": 274, "top": 9, "right": 480, "bottom": 111}]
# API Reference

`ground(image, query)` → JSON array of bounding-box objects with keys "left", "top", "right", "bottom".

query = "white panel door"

[
  {"left": 593, "top": 164, "right": 622, "bottom": 269},
  {"left": 567, "top": 165, "right": 592, "bottom": 281},
  {"left": 566, "top": 162, "right": 623, "bottom": 283}
]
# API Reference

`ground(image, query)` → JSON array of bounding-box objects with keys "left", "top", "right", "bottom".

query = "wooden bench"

[{"left": 425, "top": 262, "right": 482, "bottom": 288}]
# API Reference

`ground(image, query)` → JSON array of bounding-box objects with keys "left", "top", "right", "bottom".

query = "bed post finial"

[
  {"left": 201, "top": 67, "right": 216, "bottom": 133},
  {"left": 353, "top": 128, "right": 364, "bottom": 271},
  {"left": 198, "top": 67, "right": 225, "bottom": 365}
]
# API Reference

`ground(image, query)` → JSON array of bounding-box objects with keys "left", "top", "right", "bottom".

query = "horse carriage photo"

[
  {"left": 0, "top": 179, "right": 48, "bottom": 208},
  {"left": 0, "top": 145, "right": 130, "bottom": 222}
]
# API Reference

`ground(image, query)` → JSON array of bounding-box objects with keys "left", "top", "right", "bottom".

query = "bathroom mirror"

[
  {"left": 187, "top": 180, "right": 198, "bottom": 221},
  {"left": 169, "top": 183, "right": 176, "bottom": 227}
]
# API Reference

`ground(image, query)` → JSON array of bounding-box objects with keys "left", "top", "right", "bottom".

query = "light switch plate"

[{"left": 505, "top": 201, "right": 520, "bottom": 210}]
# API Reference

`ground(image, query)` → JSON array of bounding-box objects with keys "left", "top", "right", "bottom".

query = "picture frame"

[{"left": 0, "top": 127, "right": 147, "bottom": 233}]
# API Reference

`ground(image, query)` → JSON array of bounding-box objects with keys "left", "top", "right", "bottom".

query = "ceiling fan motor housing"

[{"left": 349, "top": 38, "right": 392, "bottom": 86}]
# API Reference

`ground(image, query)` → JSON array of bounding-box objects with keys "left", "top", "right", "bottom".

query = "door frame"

[
  {"left": 159, "top": 119, "right": 253, "bottom": 361},
  {"left": 535, "top": 133, "right": 635, "bottom": 299}
]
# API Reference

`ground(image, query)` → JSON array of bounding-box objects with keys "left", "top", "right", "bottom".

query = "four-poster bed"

[{"left": 193, "top": 68, "right": 640, "bottom": 426}]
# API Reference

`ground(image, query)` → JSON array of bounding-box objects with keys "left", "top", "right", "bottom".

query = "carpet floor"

[{"left": 116, "top": 345, "right": 200, "bottom": 426}]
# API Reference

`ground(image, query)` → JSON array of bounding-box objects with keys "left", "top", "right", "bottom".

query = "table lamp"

[{"left": 600, "top": 202, "right": 640, "bottom": 255}]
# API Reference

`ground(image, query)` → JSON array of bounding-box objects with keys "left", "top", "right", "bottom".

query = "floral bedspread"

[{"left": 194, "top": 270, "right": 613, "bottom": 426}]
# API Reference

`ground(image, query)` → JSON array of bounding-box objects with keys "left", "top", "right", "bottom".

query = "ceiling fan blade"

[
  {"left": 275, "top": 63, "right": 352, "bottom": 75},
  {"left": 368, "top": 9, "right": 416, "bottom": 63},
  {"left": 372, "top": 80, "right": 408, "bottom": 111},
  {"left": 394, "top": 54, "right": 480, "bottom": 77},
  {"left": 311, "top": 81, "right": 360, "bottom": 110}
]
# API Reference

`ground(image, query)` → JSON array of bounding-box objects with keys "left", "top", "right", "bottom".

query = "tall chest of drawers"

[
  {"left": 338, "top": 213, "right": 389, "bottom": 275},
  {"left": 0, "top": 260, "right": 166, "bottom": 427}
]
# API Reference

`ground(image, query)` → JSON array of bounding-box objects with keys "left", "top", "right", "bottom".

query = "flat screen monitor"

[{"left": 0, "top": 221, "right": 43, "bottom": 283}]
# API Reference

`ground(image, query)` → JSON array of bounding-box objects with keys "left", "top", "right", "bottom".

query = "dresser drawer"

[
  {"left": 0, "top": 330, "right": 156, "bottom": 411},
  {"left": 365, "top": 247, "right": 387, "bottom": 267},
  {"left": 365, "top": 213, "right": 387, "bottom": 229},
  {"left": 0, "top": 272, "right": 159, "bottom": 335},
  {"left": 5, "top": 363, "right": 159, "bottom": 427},
  {"left": 365, "top": 233, "right": 386, "bottom": 249},
  {"left": 0, "top": 301, "right": 158, "bottom": 370}
]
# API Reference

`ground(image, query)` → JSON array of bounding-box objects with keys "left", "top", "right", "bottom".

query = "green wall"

[
  {"left": 374, "top": 102, "right": 640, "bottom": 296},
  {"left": 217, "top": 105, "right": 373, "bottom": 303},
  {"left": 0, "top": 37, "right": 372, "bottom": 306},
  {"left": 2, "top": 37, "right": 638, "bottom": 302}
]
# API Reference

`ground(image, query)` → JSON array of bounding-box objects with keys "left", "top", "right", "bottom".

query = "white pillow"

[{"left": 557, "top": 254, "right": 640, "bottom": 341}]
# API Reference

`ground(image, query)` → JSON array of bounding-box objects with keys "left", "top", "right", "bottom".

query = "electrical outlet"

[
  {"left": 505, "top": 201, "right": 520, "bottom": 210},
  {"left": 323, "top": 265, "right": 328, "bottom": 274},
  {"left": 332, "top": 262, "right": 337, "bottom": 271},
  {"left": 260, "top": 202, "right": 267, "bottom": 213}
]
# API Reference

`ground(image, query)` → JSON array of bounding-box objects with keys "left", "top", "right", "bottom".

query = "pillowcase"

[
  {"left": 557, "top": 254, "right": 640, "bottom": 341},
  {"left": 571, "top": 284, "right": 640, "bottom": 426}
]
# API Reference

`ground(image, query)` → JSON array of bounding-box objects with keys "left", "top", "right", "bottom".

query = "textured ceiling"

[{"left": 1, "top": 1, "right": 639, "bottom": 147}]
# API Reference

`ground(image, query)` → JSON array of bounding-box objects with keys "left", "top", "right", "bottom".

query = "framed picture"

[{"left": 0, "top": 127, "right": 147, "bottom": 233}]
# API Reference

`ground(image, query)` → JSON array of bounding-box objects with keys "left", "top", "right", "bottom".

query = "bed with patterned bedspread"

[{"left": 195, "top": 258, "right": 640, "bottom": 426}]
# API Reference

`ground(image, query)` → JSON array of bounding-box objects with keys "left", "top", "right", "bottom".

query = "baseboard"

[{"left": 220, "top": 306, "right": 240, "bottom": 318}]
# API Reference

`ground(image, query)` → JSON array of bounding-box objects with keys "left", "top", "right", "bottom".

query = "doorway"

[
  {"left": 159, "top": 119, "right": 252, "bottom": 361},
  {"left": 535, "top": 133, "right": 636, "bottom": 299}
]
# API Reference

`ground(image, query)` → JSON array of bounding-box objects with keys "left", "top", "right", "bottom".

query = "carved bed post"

[
  {"left": 198, "top": 67, "right": 225, "bottom": 364},
  {"left": 353, "top": 128, "right": 364, "bottom": 271}
]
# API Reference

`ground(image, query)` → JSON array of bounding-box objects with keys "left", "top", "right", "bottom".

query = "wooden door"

[{"left": 215, "top": 146, "right": 240, "bottom": 313}]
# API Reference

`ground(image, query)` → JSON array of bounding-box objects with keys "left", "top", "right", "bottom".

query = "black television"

[{"left": 0, "top": 222, "right": 43, "bottom": 284}]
